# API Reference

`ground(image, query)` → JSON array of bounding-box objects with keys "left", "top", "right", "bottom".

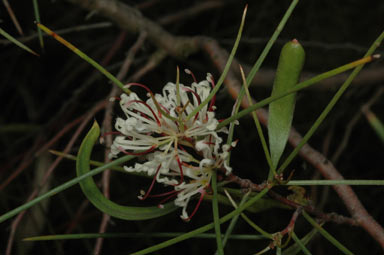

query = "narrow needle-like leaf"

[
  {"left": 0, "top": 27, "right": 39, "bottom": 56},
  {"left": 363, "top": 109, "right": 384, "bottom": 144},
  {"left": 212, "top": 171, "right": 224, "bottom": 255},
  {"left": 33, "top": 0, "right": 44, "bottom": 49},
  {"left": 0, "top": 154, "right": 135, "bottom": 224},
  {"left": 185, "top": 5, "right": 247, "bottom": 122},
  {"left": 131, "top": 189, "right": 269, "bottom": 255},
  {"left": 217, "top": 55, "right": 378, "bottom": 130},
  {"left": 302, "top": 211, "right": 354, "bottom": 255},
  {"left": 36, "top": 23, "right": 130, "bottom": 93}
]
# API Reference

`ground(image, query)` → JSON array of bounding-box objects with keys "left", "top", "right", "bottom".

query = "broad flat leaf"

[{"left": 268, "top": 40, "right": 305, "bottom": 169}]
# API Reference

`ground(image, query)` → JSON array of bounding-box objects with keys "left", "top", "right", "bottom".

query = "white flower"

[
  {"left": 124, "top": 149, "right": 194, "bottom": 186},
  {"left": 109, "top": 72, "right": 235, "bottom": 220}
]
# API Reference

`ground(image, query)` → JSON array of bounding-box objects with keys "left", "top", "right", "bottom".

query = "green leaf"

[
  {"left": 37, "top": 23, "right": 130, "bottom": 94},
  {"left": 220, "top": 191, "right": 250, "bottom": 248},
  {"left": 302, "top": 211, "right": 354, "bottom": 255},
  {"left": 284, "top": 229, "right": 318, "bottom": 255},
  {"left": 268, "top": 39, "right": 305, "bottom": 169},
  {"left": 185, "top": 5, "right": 247, "bottom": 122},
  {"left": 131, "top": 189, "right": 270, "bottom": 255},
  {"left": 363, "top": 109, "right": 384, "bottom": 144},
  {"left": 211, "top": 171, "right": 224, "bottom": 254},
  {"left": 277, "top": 31, "right": 384, "bottom": 175},
  {"left": 33, "top": 0, "right": 44, "bottom": 49},
  {"left": 76, "top": 121, "right": 177, "bottom": 220},
  {"left": 217, "top": 55, "right": 376, "bottom": 130},
  {"left": 24, "top": 232, "right": 266, "bottom": 241},
  {"left": 225, "top": 0, "right": 299, "bottom": 172},
  {"left": 0, "top": 27, "right": 39, "bottom": 56}
]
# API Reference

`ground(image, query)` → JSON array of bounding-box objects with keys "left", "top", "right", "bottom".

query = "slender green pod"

[
  {"left": 268, "top": 39, "right": 305, "bottom": 169},
  {"left": 76, "top": 121, "right": 177, "bottom": 220}
]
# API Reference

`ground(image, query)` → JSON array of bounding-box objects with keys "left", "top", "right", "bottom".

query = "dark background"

[{"left": 1, "top": 0, "right": 384, "bottom": 254}]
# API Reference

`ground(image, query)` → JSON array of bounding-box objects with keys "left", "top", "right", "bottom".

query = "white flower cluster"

[{"left": 109, "top": 73, "right": 234, "bottom": 221}]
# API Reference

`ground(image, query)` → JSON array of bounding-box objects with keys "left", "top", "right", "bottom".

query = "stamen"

[
  {"left": 184, "top": 69, "right": 197, "bottom": 84},
  {"left": 182, "top": 87, "right": 201, "bottom": 121},
  {"left": 118, "top": 145, "right": 156, "bottom": 156},
  {"left": 125, "top": 82, "right": 163, "bottom": 118},
  {"left": 157, "top": 190, "right": 181, "bottom": 206},
  {"left": 124, "top": 82, "right": 154, "bottom": 95},
  {"left": 138, "top": 164, "right": 162, "bottom": 200},
  {"left": 181, "top": 161, "right": 200, "bottom": 171},
  {"left": 175, "top": 155, "right": 184, "bottom": 185},
  {"left": 125, "top": 99, "right": 161, "bottom": 126},
  {"left": 147, "top": 189, "right": 182, "bottom": 209},
  {"left": 208, "top": 134, "right": 213, "bottom": 147},
  {"left": 159, "top": 102, "right": 170, "bottom": 114},
  {"left": 148, "top": 189, "right": 180, "bottom": 198},
  {"left": 182, "top": 87, "right": 201, "bottom": 105},
  {"left": 181, "top": 189, "right": 206, "bottom": 222},
  {"left": 207, "top": 74, "right": 216, "bottom": 112}
]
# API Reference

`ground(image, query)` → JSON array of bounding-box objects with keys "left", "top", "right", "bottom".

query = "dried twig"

[
  {"left": 157, "top": 1, "right": 224, "bottom": 25},
  {"left": 93, "top": 31, "right": 148, "bottom": 255},
  {"left": 2, "top": 0, "right": 23, "bottom": 35}
]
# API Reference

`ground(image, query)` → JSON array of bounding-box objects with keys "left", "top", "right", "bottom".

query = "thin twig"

[
  {"left": 93, "top": 31, "right": 147, "bottom": 255},
  {"left": 35, "top": 116, "right": 85, "bottom": 156},
  {"left": 280, "top": 207, "right": 302, "bottom": 236},
  {"left": 129, "top": 49, "right": 167, "bottom": 82},
  {"left": 2, "top": 0, "right": 24, "bottom": 35}
]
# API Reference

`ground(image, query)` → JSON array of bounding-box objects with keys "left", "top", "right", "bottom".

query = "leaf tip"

[
  {"left": 242, "top": 4, "right": 248, "bottom": 21},
  {"left": 92, "top": 120, "right": 100, "bottom": 129}
]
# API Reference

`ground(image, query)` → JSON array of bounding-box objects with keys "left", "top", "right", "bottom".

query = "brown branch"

[
  {"left": 280, "top": 207, "right": 302, "bottom": 236},
  {"left": 129, "top": 49, "right": 167, "bottom": 82},
  {"left": 228, "top": 173, "right": 358, "bottom": 226},
  {"left": 237, "top": 65, "right": 384, "bottom": 92},
  {"left": 290, "top": 131, "right": 384, "bottom": 249},
  {"left": 157, "top": 1, "right": 224, "bottom": 26},
  {"left": 66, "top": 0, "right": 200, "bottom": 58}
]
